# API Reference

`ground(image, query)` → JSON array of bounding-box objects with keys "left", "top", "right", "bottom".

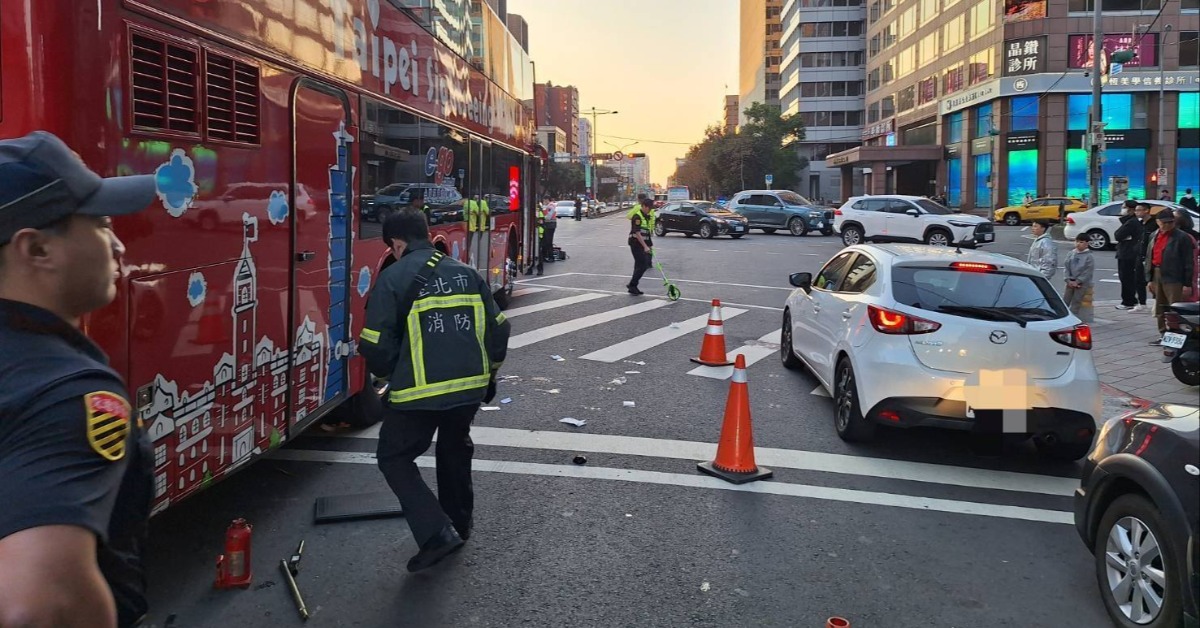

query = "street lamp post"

[
  {"left": 583, "top": 107, "right": 618, "bottom": 201},
  {"left": 1089, "top": 0, "right": 1104, "bottom": 208},
  {"left": 1159, "top": 25, "right": 1172, "bottom": 196}
]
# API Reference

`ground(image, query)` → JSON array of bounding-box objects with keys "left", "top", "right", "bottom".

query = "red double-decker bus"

[{"left": 1, "top": 0, "right": 538, "bottom": 513}]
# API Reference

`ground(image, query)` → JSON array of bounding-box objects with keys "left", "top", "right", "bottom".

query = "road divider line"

[
  {"left": 502, "top": 283, "right": 783, "bottom": 312},
  {"left": 551, "top": 273, "right": 794, "bottom": 291},
  {"left": 327, "top": 424, "right": 1076, "bottom": 496},
  {"left": 508, "top": 299, "right": 673, "bottom": 349},
  {"left": 503, "top": 293, "right": 609, "bottom": 318},
  {"left": 687, "top": 330, "right": 782, "bottom": 379},
  {"left": 580, "top": 309, "right": 749, "bottom": 363},
  {"left": 509, "top": 287, "right": 550, "bottom": 298},
  {"left": 270, "top": 449, "right": 1073, "bottom": 525}
]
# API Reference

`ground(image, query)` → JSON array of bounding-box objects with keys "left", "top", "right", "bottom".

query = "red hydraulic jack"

[{"left": 214, "top": 518, "right": 253, "bottom": 589}]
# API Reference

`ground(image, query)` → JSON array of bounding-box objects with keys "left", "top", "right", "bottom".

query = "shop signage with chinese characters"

[
  {"left": 1005, "top": 130, "right": 1039, "bottom": 150},
  {"left": 1003, "top": 37, "right": 1046, "bottom": 76},
  {"left": 862, "top": 119, "right": 895, "bottom": 140},
  {"left": 1066, "top": 129, "right": 1151, "bottom": 149},
  {"left": 939, "top": 79, "right": 1000, "bottom": 115}
]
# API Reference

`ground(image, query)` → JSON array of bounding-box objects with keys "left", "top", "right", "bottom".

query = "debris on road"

[
  {"left": 625, "top": 371, "right": 641, "bottom": 374},
  {"left": 623, "top": 401, "right": 636, "bottom": 408},
  {"left": 609, "top": 376, "right": 627, "bottom": 385},
  {"left": 536, "top": 388, "right": 561, "bottom": 394},
  {"left": 531, "top": 377, "right": 552, "bottom": 383},
  {"left": 700, "top": 582, "right": 711, "bottom": 592},
  {"left": 560, "top": 417, "right": 587, "bottom": 427},
  {"left": 550, "top": 354, "right": 566, "bottom": 362},
  {"left": 498, "top": 375, "right": 521, "bottom": 381},
  {"left": 481, "top": 406, "right": 501, "bottom": 411},
  {"left": 500, "top": 397, "right": 513, "bottom": 404},
  {"left": 572, "top": 455, "right": 587, "bottom": 465},
  {"left": 624, "top": 360, "right": 646, "bottom": 366}
]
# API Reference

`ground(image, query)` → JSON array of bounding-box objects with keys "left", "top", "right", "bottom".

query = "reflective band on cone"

[
  {"left": 690, "top": 299, "right": 734, "bottom": 366},
  {"left": 696, "top": 355, "right": 772, "bottom": 484}
]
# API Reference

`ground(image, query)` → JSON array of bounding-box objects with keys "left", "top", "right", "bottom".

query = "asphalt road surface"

[{"left": 142, "top": 216, "right": 1117, "bottom": 628}]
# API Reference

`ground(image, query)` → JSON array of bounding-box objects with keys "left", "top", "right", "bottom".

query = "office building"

[
  {"left": 779, "top": 0, "right": 868, "bottom": 202},
  {"left": 724, "top": 95, "right": 741, "bottom": 134},
  {"left": 534, "top": 83, "right": 582, "bottom": 155},
  {"left": 826, "top": 0, "right": 1200, "bottom": 209},
  {"left": 507, "top": 13, "right": 530, "bottom": 52},
  {"left": 740, "top": 0, "right": 785, "bottom": 127}
]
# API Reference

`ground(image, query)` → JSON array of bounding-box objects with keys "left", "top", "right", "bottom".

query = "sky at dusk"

[{"left": 507, "top": 0, "right": 740, "bottom": 185}]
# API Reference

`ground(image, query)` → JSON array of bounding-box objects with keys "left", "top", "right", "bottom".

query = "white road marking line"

[
  {"left": 327, "top": 425, "right": 1078, "bottom": 496},
  {"left": 555, "top": 273, "right": 793, "bottom": 291},
  {"left": 687, "top": 330, "right": 783, "bottom": 379},
  {"left": 508, "top": 283, "right": 784, "bottom": 312},
  {"left": 272, "top": 450, "right": 1072, "bottom": 524},
  {"left": 508, "top": 299, "right": 673, "bottom": 349},
  {"left": 1100, "top": 279, "right": 1120, "bottom": 284},
  {"left": 810, "top": 385, "right": 831, "bottom": 397},
  {"left": 580, "top": 309, "right": 749, "bottom": 362},
  {"left": 509, "top": 286, "right": 550, "bottom": 298},
  {"left": 503, "top": 293, "right": 608, "bottom": 318}
]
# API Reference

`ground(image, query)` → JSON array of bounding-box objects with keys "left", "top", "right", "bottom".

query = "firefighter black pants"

[
  {"left": 541, "top": 222, "right": 557, "bottom": 262},
  {"left": 1117, "top": 256, "right": 1147, "bottom": 306},
  {"left": 628, "top": 241, "right": 651, "bottom": 288},
  {"left": 377, "top": 404, "right": 477, "bottom": 547}
]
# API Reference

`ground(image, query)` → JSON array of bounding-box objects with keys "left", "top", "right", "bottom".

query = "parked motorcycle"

[{"left": 1161, "top": 301, "right": 1200, "bottom": 386}]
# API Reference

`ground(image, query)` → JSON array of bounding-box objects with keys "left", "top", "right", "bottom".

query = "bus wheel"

[{"left": 331, "top": 372, "right": 385, "bottom": 429}]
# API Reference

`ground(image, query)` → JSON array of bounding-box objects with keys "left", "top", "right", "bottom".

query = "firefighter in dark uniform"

[
  {"left": 0, "top": 132, "right": 155, "bottom": 628},
  {"left": 359, "top": 208, "right": 511, "bottom": 572}
]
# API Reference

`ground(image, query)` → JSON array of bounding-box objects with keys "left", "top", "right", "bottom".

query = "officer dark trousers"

[
  {"left": 542, "top": 222, "right": 557, "bottom": 262},
  {"left": 1117, "top": 256, "right": 1145, "bottom": 306},
  {"left": 628, "top": 241, "right": 651, "bottom": 288},
  {"left": 376, "top": 404, "right": 476, "bottom": 546}
]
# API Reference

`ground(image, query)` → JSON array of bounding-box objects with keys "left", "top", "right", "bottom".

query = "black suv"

[{"left": 1074, "top": 403, "right": 1199, "bottom": 628}]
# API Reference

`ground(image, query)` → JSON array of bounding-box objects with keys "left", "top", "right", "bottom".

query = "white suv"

[
  {"left": 833, "top": 195, "right": 994, "bottom": 247},
  {"left": 781, "top": 244, "right": 1100, "bottom": 460}
]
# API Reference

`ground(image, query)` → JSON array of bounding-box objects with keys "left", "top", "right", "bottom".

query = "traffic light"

[
  {"left": 627, "top": 153, "right": 646, "bottom": 158},
  {"left": 1150, "top": 172, "right": 1158, "bottom": 185},
  {"left": 1110, "top": 49, "right": 1137, "bottom": 64}
]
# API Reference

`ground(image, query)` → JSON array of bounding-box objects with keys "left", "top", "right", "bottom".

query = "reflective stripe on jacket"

[
  {"left": 466, "top": 199, "right": 490, "bottom": 232},
  {"left": 358, "top": 241, "right": 511, "bottom": 410}
]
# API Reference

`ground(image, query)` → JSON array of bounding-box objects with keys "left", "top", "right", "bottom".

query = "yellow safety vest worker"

[
  {"left": 466, "top": 198, "right": 491, "bottom": 232},
  {"left": 626, "top": 206, "right": 656, "bottom": 233}
]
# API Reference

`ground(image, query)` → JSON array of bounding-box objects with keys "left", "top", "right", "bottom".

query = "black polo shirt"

[{"left": 0, "top": 298, "right": 152, "bottom": 627}]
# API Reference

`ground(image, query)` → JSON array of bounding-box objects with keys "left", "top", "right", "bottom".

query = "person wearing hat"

[
  {"left": 1144, "top": 209, "right": 1197, "bottom": 343},
  {"left": 1063, "top": 233, "right": 1096, "bottom": 322},
  {"left": 0, "top": 132, "right": 156, "bottom": 628}
]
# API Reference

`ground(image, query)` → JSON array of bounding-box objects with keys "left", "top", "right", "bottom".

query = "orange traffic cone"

[
  {"left": 690, "top": 299, "right": 734, "bottom": 366},
  {"left": 826, "top": 618, "right": 850, "bottom": 628},
  {"left": 697, "top": 354, "right": 773, "bottom": 484}
]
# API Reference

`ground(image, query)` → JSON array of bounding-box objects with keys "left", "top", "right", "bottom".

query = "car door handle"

[
  {"left": 812, "top": 304, "right": 821, "bottom": 313},
  {"left": 841, "top": 309, "right": 853, "bottom": 319},
  {"left": 296, "top": 251, "right": 316, "bottom": 262}
]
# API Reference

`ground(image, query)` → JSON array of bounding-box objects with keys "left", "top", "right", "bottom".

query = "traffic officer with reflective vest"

[
  {"left": 627, "top": 196, "right": 657, "bottom": 295},
  {"left": 359, "top": 208, "right": 511, "bottom": 572},
  {"left": 627, "top": 193, "right": 657, "bottom": 233},
  {"left": 465, "top": 193, "right": 490, "bottom": 268},
  {"left": 0, "top": 131, "right": 155, "bottom": 628}
]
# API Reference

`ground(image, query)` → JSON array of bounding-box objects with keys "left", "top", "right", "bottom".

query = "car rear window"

[{"left": 891, "top": 266, "right": 1068, "bottom": 320}]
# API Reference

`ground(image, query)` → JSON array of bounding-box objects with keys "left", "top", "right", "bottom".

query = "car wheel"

[
  {"left": 328, "top": 371, "right": 385, "bottom": 429},
  {"left": 780, "top": 311, "right": 803, "bottom": 371},
  {"left": 700, "top": 223, "right": 714, "bottom": 239},
  {"left": 833, "top": 359, "right": 875, "bottom": 442},
  {"left": 653, "top": 222, "right": 666, "bottom": 237},
  {"left": 925, "top": 229, "right": 952, "bottom": 246},
  {"left": 762, "top": 228, "right": 777, "bottom": 234},
  {"left": 1033, "top": 437, "right": 1091, "bottom": 461},
  {"left": 1093, "top": 494, "right": 1184, "bottom": 628},
  {"left": 788, "top": 217, "right": 808, "bottom": 236},
  {"left": 841, "top": 225, "right": 863, "bottom": 246},
  {"left": 1004, "top": 212, "right": 1021, "bottom": 226},
  {"left": 730, "top": 234, "right": 744, "bottom": 239},
  {"left": 1087, "top": 229, "right": 1111, "bottom": 250}
]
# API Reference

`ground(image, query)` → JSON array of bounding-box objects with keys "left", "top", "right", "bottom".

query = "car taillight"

[
  {"left": 867, "top": 305, "right": 941, "bottom": 335},
  {"left": 950, "top": 261, "right": 996, "bottom": 272},
  {"left": 1050, "top": 324, "right": 1092, "bottom": 350},
  {"left": 1065, "top": 216, "right": 1075, "bottom": 224},
  {"left": 834, "top": 209, "right": 843, "bottom": 215}
]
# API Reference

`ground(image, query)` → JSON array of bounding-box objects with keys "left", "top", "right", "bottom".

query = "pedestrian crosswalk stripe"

[
  {"left": 508, "top": 299, "right": 674, "bottom": 349},
  {"left": 579, "top": 308, "right": 749, "bottom": 363},
  {"left": 687, "top": 330, "right": 782, "bottom": 379},
  {"left": 503, "top": 293, "right": 608, "bottom": 318},
  {"left": 510, "top": 286, "right": 550, "bottom": 298}
]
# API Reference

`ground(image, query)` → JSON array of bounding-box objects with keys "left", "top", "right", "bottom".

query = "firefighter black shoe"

[
  {"left": 407, "top": 526, "right": 464, "bottom": 573},
  {"left": 453, "top": 519, "right": 472, "bottom": 541}
]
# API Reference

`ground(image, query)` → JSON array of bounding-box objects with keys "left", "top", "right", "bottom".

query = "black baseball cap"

[
  {"left": 0, "top": 131, "right": 155, "bottom": 245},
  {"left": 1155, "top": 210, "right": 1175, "bottom": 222}
]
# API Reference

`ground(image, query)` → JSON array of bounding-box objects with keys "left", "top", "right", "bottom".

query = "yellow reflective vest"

[
  {"left": 626, "top": 206, "right": 656, "bottom": 233},
  {"left": 466, "top": 198, "right": 491, "bottom": 232}
]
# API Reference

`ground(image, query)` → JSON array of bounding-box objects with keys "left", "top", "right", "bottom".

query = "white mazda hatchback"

[{"left": 781, "top": 244, "right": 1102, "bottom": 460}]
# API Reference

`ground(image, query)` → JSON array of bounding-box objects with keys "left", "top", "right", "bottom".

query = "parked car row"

[{"left": 779, "top": 243, "right": 1199, "bottom": 627}]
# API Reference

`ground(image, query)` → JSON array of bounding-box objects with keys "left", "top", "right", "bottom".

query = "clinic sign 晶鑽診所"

[{"left": 1004, "top": 37, "right": 1046, "bottom": 76}]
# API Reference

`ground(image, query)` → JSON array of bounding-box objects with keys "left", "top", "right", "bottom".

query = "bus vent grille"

[
  {"left": 130, "top": 30, "right": 199, "bottom": 135},
  {"left": 205, "top": 53, "right": 260, "bottom": 144}
]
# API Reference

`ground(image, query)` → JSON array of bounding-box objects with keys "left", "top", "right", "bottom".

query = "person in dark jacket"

[
  {"left": 359, "top": 208, "right": 511, "bottom": 572},
  {"left": 574, "top": 196, "right": 583, "bottom": 221},
  {"left": 1178, "top": 188, "right": 1197, "bottom": 211},
  {"left": 1144, "top": 210, "right": 1197, "bottom": 340},
  {"left": 1114, "top": 201, "right": 1147, "bottom": 311}
]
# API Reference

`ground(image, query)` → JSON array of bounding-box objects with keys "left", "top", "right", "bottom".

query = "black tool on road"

[
  {"left": 281, "top": 539, "right": 309, "bottom": 620},
  {"left": 313, "top": 491, "right": 405, "bottom": 523}
]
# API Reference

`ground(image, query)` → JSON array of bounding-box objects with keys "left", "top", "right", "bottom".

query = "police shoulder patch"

[{"left": 84, "top": 391, "right": 132, "bottom": 461}]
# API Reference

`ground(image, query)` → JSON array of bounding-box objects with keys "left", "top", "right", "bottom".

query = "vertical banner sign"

[
  {"left": 585, "top": 162, "right": 593, "bottom": 189},
  {"left": 509, "top": 166, "right": 520, "bottom": 212}
]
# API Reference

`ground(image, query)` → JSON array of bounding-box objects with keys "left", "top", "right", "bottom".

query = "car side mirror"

[
  {"left": 906, "top": 208, "right": 920, "bottom": 216},
  {"left": 789, "top": 272, "right": 813, "bottom": 292}
]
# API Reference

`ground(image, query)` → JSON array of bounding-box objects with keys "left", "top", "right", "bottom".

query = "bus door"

[
  {"left": 469, "top": 135, "right": 491, "bottom": 278},
  {"left": 290, "top": 80, "right": 354, "bottom": 429}
]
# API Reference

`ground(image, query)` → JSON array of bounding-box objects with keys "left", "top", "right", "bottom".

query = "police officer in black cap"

[{"left": 0, "top": 131, "right": 156, "bottom": 628}]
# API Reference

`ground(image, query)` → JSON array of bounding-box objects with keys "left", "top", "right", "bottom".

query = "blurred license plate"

[
  {"left": 982, "top": 233, "right": 994, "bottom": 241},
  {"left": 731, "top": 224, "right": 743, "bottom": 231},
  {"left": 1162, "top": 332, "right": 1187, "bottom": 349}
]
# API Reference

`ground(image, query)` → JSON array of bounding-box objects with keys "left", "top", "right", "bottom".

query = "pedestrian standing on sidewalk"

[
  {"left": 1064, "top": 234, "right": 1096, "bottom": 322},
  {"left": 360, "top": 208, "right": 511, "bottom": 572},
  {"left": 626, "top": 197, "right": 654, "bottom": 295},
  {"left": 1180, "top": 188, "right": 1198, "bottom": 212},
  {"left": 1144, "top": 210, "right": 1197, "bottom": 343},
  {"left": 1027, "top": 220, "right": 1058, "bottom": 281},
  {"left": 0, "top": 131, "right": 156, "bottom": 628},
  {"left": 1160, "top": 189, "right": 1172, "bottom": 201},
  {"left": 1114, "top": 201, "right": 1147, "bottom": 311}
]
